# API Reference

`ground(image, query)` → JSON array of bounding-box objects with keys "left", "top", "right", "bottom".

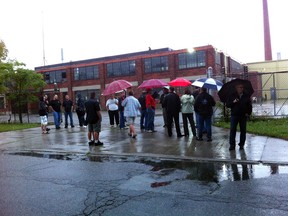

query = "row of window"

[{"left": 43, "top": 51, "right": 207, "bottom": 83}]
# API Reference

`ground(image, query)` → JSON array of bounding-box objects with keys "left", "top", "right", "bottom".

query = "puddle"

[{"left": 8, "top": 151, "right": 288, "bottom": 182}]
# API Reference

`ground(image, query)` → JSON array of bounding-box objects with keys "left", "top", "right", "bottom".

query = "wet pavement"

[
  {"left": 0, "top": 110, "right": 288, "bottom": 165},
  {"left": 2, "top": 111, "right": 288, "bottom": 215}
]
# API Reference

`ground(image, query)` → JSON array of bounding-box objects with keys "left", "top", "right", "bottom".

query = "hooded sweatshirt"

[{"left": 181, "top": 94, "right": 195, "bottom": 114}]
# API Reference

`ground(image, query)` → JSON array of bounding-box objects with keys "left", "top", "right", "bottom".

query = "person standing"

[
  {"left": 62, "top": 94, "right": 75, "bottom": 128},
  {"left": 138, "top": 90, "right": 147, "bottom": 130},
  {"left": 226, "top": 83, "right": 252, "bottom": 151},
  {"left": 145, "top": 88, "right": 156, "bottom": 133},
  {"left": 159, "top": 87, "right": 169, "bottom": 127},
  {"left": 121, "top": 91, "right": 141, "bottom": 138},
  {"left": 43, "top": 94, "right": 51, "bottom": 132},
  {"left": 181, "top": 89, "right": 197, "bottom": 137},
  {"left": 49, "top": 94, "right": 62, "bottom": 129},
  {"left": 76, "top": 94, "right": 86, "bottom": 127},
  {"left": 85, "top": 92, "right": 103, "bottom": 146},
  {"left": 118, "top": 91, "right": 127, "bottom": 129},
  {"left": 106, "top": 95, "right": 119, "bottom": 127},
  {"left": 194, "top": 87, "right": 216, "bottom": 141},
  {"left": 163, "top": 87, "right": 183, "bottom": 137},
  {"left": 38, "top": 96, "right": 49, "bottom": 134}
]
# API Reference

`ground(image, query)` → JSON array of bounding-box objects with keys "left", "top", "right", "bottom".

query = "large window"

[
  {"left": 107, "top": 60, "right": 136, "bottom": 77},
  {"left": 73, "top": 65, "right": 99, "bottom": 81},
  {"left": 75, "top": 89, "right": 101, "bottom": 105},
  {"left": 178, "top": 50, "right": 206, "bottom": 69},
  {"left": 44, "top": 70, "right": 67, "bottom": 84},
  {"left": 144, "top": 56, "right": 168, "bottom": 73}
]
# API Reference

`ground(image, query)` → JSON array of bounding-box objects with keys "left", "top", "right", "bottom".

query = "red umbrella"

[
  {"left": 168, "top": 78, "right": 191, "bottom": 87},
  {"left": 138, "top": 79, "right": 168, "bottom": 88},
  {"left": 102, "top": 80, "right": 132, "bottom": 96}
]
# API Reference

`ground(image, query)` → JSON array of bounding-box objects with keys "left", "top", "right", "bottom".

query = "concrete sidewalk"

[{"left": 0, "top": 110, "right": 288, "bottom": 165}]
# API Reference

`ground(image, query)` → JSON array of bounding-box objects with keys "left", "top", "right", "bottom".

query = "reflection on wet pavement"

[{"left": 8, "top": 151, "right": 288, "bottom": 182}]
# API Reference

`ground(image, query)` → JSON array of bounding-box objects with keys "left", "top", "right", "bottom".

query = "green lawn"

[
  {"left": 214, "top": 118, "right": 288, "bottom": 140},
  {"left": 0, "top": 123, "right": 39, "bottom": 132}
]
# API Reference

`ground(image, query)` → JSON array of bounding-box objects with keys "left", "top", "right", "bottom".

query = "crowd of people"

[{"left": 39, "top": 83, "right": 252, "bottom": 151}]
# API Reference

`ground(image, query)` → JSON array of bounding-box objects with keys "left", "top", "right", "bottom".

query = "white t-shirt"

[{"left": 106, "top": 98, "right": 118, "bottom": 111}]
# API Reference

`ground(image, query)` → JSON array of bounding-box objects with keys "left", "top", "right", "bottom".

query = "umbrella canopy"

[
  {"left": 102, "top": 80, "right": 132, "bottom": 96},
  {"left": 138, "top": 79, "right": 168, "bottom": 88},
  {"left": 168, "top": 77, "right": 191, "bottom": 87},
  {"left": 218, "top": 78, "right": 254, "bottom": 103},
  {"left": 192, "top": 78, "right": 223, "bottom": 91}
]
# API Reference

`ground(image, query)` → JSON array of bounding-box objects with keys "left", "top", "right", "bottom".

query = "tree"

[
  {"left": 0, "top": 40, "right": 8, "bottom": 62},
  {"left": 1, "top": 61, "right": 46, "bottom": 123}
]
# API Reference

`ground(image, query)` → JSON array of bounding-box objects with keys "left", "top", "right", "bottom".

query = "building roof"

[{"left": 35, "top": 47, "right": 174, "bottom": 71}]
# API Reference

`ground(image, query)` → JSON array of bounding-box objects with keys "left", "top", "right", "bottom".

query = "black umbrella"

[{"left": 218, "top": 78, "right": 254, "bottom": 103}]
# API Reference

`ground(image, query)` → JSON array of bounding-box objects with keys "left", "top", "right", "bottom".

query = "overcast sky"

[{"left": 1, "top": 0, "right": 287, "bottom": 69}]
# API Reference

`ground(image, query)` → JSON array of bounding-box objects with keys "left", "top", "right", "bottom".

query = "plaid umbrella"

[
  {"left": 192, "top": 78, "right": 223, "bottom": 91},
  {"left": 102, "top": 80, "right": 132, "bottom": 96}
]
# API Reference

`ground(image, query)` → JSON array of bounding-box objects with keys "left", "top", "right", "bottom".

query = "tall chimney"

[{"left": 263, "top": 0, "right": 272, "bottom": 60}]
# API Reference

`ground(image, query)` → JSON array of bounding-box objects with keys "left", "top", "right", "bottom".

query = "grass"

[
  {"left": 214, "top": 117, "right": 288, "bottom": 140},
  {"left": 0, "top": 123, "right": 39, "bottom": 133}
]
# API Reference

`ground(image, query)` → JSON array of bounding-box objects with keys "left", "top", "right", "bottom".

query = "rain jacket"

[
  {"left": 181, "top": 94, "right": 195, "bottom": 114},
  {"left": 226, "top": 93, "right": 252, "bottom": 116}
]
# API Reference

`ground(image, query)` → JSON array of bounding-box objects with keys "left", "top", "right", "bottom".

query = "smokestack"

[{"left": 263, "top": 0, "right": 272, "bottom": 61}]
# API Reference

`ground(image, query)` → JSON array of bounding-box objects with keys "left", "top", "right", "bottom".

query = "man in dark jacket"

[
  {"left": 163, "top": 87, "right": 183, "bottom": 137},
  {"left": 194, "top": 87, "right": 216, "bottom": 141},
  {"left": 226, "top": 84, "right": 252, "bottom": 150}
]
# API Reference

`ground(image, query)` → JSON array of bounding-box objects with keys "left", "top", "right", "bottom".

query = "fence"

[{"left": 240, "top": 71, "right": 288, "bottom": 117}]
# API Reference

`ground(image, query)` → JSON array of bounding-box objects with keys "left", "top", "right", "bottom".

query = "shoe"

[
  {"left": 196, "top": 137, "right": 203, "bottom": 141},
  {"left": 147, "top": 130, "right": 153, "bottom": 133},
  {"left": 177, "top": 134, "right": 184, "bottom": 138},
  {"left": 110, "top": 125, "right": 115, "bottom": 128},
  {"left": 128, "top": 133, "right": 132, "bottom": 136},
  {"left": 95, "top": 141, "right": 104, "bottom": 146},
  {"left": 71, "top": 125, "right": 75, "bottom": 128},
  {"left": 229, "top": 146, "right": 235, "bottom": 151},
  {"left": 238, "top": 143, "right": 244, "bottom": 150},
  {"left": 65, "top": 126, "right": 68, "bottom": 128},
  {"left": 207, "top": 138, "right": 212, "bottom": 142},
  {"left": 46, "top": 128, "right": 51, "bottom": 131},
  {"left": 88, "top": 140, "right": 94, "bottom": 146},
  {"left": 56, "top": 127, "right": 61, "bottom": 129},
  {"left": 132, "top": 134, "right": 137, "bottom": 138}
]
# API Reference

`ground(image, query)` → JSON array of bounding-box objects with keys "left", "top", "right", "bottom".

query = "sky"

[{"left": 1, "top": 0, "right": 287, "bottom": 69}]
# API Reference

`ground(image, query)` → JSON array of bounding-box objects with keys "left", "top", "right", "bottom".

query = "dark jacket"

[
  {"left": 163, "top": 92, "right": 181, "bottom": 114},
  {"left": 138, "top": 93, "right": 146, "bottom": 110},
  {"left": 194, "top": 92, "right": 216, "bottom": 117},
  {"left": 226, "top": 93, "right": 252, "bottom": 116}
]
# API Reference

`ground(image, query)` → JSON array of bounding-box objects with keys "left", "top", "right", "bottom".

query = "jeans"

[
  {"left": 52, "top": 111, "right": 61, "bottom": 128},
  {"left": 229, "top": 115, "right": 247, "bottom": 146},
  {"left": 64, "top": 111, "right": 74, "bottom": 127},
  {"left": 198, "top": 115, "right": 212, "bottom": 139},
  {"left": 119, "top": 111, "right": 125, "bottom": 128},
  {"left": 146, "top": 108, "right": 155, "bottom": 131}
]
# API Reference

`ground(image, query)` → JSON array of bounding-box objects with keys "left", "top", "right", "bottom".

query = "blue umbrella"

[{"left": 192, "top": 78, "right": 223, "bottom": 91}]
